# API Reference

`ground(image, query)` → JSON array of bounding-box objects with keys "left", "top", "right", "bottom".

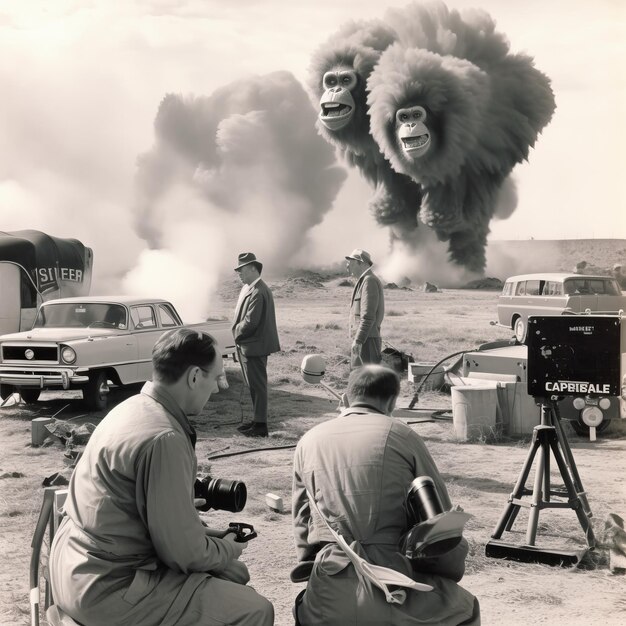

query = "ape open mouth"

[
  {"left": 402, "top": 134, "right": 430, "bottom": 150},
  {"left": 321, "top": 103, "right": 352, "bottom": 118}
]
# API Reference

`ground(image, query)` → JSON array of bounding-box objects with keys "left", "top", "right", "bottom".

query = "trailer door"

[{"left": 0, "top": 263, "right": 21, "bottom": 335}]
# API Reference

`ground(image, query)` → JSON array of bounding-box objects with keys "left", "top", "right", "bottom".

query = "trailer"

[{"left": 0, "top": 230, "right": 93, "bottom": 335}]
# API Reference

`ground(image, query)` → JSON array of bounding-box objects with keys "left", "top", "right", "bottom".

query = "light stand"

[
  {"left": 300, "top": 354, "right": 344, "bottom": 402},
  {"left": 485, "top": 396, "right": 595, "bottom": 566}
]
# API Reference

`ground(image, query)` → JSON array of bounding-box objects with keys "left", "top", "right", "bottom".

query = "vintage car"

[
  {"left": 497, "top": 273, "right": 626, "bottom": 343},
  {"left": 0, "top": 296, "right": 236, "bottom": 410}
]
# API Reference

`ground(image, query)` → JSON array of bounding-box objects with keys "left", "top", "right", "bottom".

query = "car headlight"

[
  {"left": 61, "top": 346, "right": 76, "bottom": 364},
  {"left": 581, "top": 406, "right": 603, "bottom": 427}
]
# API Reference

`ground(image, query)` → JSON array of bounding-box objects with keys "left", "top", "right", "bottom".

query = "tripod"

[{"left": 485, "top": 397, "right": 596, "bottom": 566}]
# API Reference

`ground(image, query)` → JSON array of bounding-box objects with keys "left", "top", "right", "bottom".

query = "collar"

[
  {"left": 340, "top": 402, "right": 387, "bottom": 417},
  {"left": 358, "top": 267, "right": 372, "bottom": 280},
  {"left": 248, "top": 276, "right": 261, "bottom": 289},
  {"left": 141, "top": 381, "right": 197, "bottom": 448}
]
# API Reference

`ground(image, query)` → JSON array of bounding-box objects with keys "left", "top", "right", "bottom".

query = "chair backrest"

[{"left": 30, "top": 488, "right": 76, "bottom": 626}]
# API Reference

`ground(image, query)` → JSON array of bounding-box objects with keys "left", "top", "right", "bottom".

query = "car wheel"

[
  {"left": 84, "top": 371, "right": 109, "bottom": 411},
  {"left": 0, "top": 384, "right": 16, "bottom": 401},
  {"left": 513, "top": 317, "right": 527, "bottom": 344},
  {"left": 19, "top": 389, "right": 41, "bottom": 404},
  {"left": 570, "top": 417, "right": 611, "bottom": 437}
]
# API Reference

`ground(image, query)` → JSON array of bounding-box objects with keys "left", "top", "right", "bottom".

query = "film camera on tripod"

[{"left": 486, "top": 313, "right": 626, "bottom": 566}]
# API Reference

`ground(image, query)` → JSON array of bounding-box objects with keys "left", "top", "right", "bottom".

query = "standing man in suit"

[
  {"left": 346, "top": 248, "right": 385, "bottom": 368},
  {"left": 232, "top": 252, "right": 280, "bottom": 437}
]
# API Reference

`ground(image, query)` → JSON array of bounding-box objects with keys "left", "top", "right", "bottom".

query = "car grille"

[{"left": 2, "top": 345, "right": 59, "bottom": 362}]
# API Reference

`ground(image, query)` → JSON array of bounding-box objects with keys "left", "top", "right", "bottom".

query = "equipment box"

[{"left": 462, "top": 345, "right": 528, "bottom": 382}]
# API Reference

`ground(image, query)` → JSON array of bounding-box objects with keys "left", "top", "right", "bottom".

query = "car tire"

[
  {"left": 19, "top": 389, "right": 41, "bottom": 404},
  {"left": 513, "top": 317, "right": 527, "bottom": 344},
  {"left": 570, "top": 417, "right": 611, "bottom": 437},
  {"left": 0, "top": 384, "right": 16, "bottom": 401},
  {"left": 84, "top": 371, "right": 109, "bottom": 412}
]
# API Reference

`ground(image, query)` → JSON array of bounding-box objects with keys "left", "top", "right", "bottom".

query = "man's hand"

[
  {"left": 217, "top": 558, "right": 250, "bottom": 585},
  {"left": 351, "top": 341, "right": 363, "bottom": 365},
  {"left": 222, "top": 530, "right": 247, "bottom": 560}
]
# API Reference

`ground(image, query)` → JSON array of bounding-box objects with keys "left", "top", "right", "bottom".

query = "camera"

[
  {"left": 527, "top": 315, "right": 622, "bottom": 399},
  {"left": 400, "top": 476, "right": 469, "bottom": 559},
  {"left": 194, "top": 475, "right": 247, "bottom": 513}
]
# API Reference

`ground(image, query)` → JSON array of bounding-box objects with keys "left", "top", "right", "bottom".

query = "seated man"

[
  {"left": 50, "top": 328, "right": 274, "bottom": 626},
  {"left": 292, "top": 365, "right": 479, "bottom": 625}
]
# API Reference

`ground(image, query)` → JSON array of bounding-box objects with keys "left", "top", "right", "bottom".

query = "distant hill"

[{"left": 487, "top": 239, "right": 626, "bottom": 277}]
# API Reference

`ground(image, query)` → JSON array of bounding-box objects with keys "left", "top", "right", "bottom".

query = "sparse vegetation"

[{"left": 2, "top": 256, "right": 625, "bottom": 625}]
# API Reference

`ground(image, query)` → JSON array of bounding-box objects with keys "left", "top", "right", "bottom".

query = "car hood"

[{"left": 0, "top": 327, "right": 118, "bottom": 342}]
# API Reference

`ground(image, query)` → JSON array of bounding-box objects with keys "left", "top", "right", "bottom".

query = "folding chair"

[{"left": 30, "top": 487, "right": 81, "bottom": 626}]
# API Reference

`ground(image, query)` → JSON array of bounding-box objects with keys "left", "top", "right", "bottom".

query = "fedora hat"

[
  {"left": 345, "top": 248, "right": 373, "bottom": 266},
  {"left": 235, "top": 252, "right": 263, "bottom": 271}
]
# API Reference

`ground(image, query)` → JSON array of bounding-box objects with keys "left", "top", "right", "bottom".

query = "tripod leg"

[
  {"left": 491, "top": 434, "right": 541, "bottom": 539},
  {"left": 548, "top": 437, "right": 596, "bottom": 548},
  {"left": 526, "top": 431, "right": 548, "bottom": 545},
  {"left": 551, "top": 408, "right": 592, "bottom": 517}
]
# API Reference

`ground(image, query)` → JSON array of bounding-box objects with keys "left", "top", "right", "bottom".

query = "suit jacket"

[
  {"left": 350, "top": 268, "right": 384, "bottom": 343},
  {"left": 232, "top": 279, "right": 280, "bottom": 357}
]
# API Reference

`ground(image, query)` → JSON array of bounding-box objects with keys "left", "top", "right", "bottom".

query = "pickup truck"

[{"left": 0, "top": 296, "right": 236, "bottom": 410}]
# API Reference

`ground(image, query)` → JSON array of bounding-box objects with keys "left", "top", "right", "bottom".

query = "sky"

[{"left": 0, "top": 0, "right": 624, "bottom": 316}]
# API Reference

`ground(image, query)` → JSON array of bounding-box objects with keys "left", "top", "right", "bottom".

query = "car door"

[{"left": 130, "top": 304, "right": 160, "bottom": 382}]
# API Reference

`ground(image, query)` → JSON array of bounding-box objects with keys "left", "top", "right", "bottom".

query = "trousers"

[{"left": 239, "top": 353, "right": 269, "bottom": 423}]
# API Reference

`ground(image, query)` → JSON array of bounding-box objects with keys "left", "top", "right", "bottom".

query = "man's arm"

[
  {"left": 292, "top": 447, "right": 318, "bottom": 562},
  {"left": 138, "top": 432, "right": 244, "bottom": 575},
  {"left": 401, "top": 426, "right": 468, "bottom": 580},
  {"left": 354, "top": 276, "right": 379, "bottom": 344},
  {"left": 234, "top": 288, "right": 264, "bottom": 342}
]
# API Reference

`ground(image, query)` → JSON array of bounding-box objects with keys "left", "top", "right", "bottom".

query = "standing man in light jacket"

[
  {"left": 232, "top": 252, "right": 280, "bottom": 438},
  {"left": 346, "top": 248, "right": 385, "bottom": 368}
]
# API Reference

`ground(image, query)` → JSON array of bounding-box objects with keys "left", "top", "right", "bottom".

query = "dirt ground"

[{"left": 1, "top": 284, "right": 625, "bottom": 626}]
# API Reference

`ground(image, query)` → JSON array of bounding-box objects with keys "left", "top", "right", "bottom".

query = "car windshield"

[{"left": 33, "top": 303, "right": 128, "bottom": 329}]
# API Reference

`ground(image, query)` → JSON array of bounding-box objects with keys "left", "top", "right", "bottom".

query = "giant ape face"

[
  {"left": 395, "top": 106, "right": 431, "bottom": 159},
  {"left": 319, "top": 69, "right": 358, "bottom": 131}
]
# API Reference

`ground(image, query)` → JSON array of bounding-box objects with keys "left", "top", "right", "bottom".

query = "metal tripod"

[{"left": 485, "top": 398, "right": 596, "bottom": 566}]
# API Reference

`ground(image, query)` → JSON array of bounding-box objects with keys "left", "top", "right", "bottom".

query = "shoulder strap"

[{"left": 305, "top": 489, "right": 432, "bottom": 604}]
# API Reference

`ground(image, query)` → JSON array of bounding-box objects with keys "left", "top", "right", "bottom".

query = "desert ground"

[{"left": 1, "top": 241, "right": 626, "bottom": 626}]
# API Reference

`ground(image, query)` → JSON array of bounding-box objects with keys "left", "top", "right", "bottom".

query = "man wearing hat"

[
  {"left": 345, "top": 248, "right": 385, "bottom": 368},
  {"left": 613, "top": 263, "right": 626, "bottom": 290},
  {"left": 232, "top": 253, "right": 280, "bottom": 437}
]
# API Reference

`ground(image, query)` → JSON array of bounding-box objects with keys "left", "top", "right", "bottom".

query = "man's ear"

[
  {"left": 187, "top": 367, "right": 198, "bottom": 388},
  {"left": 386, "top": 394, "right": 398, "bottom": 416}
]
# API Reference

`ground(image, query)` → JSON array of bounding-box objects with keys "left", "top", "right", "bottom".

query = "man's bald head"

[{"left": 346, "top": 365, "right": 400, "bottom": 413}]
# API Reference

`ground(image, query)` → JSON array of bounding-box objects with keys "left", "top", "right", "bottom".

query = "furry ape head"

[
  {"left": 307, "top": 20, "right": 396, "bottom": 158},
  {"left": 368, "top": 44, "right": 490, "bottom": 185}
]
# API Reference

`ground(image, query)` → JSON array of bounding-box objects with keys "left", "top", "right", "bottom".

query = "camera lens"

[
  {"left": 207, "top": 478, "right": 247, "bottom": 512},
  {"left": 407, "top": 476, "right": 444, "bottom": 521}
]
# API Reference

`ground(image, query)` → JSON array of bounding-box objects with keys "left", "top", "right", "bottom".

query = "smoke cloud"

[{"left": 130, "top": 70, "right": 346, "bottom": 320}]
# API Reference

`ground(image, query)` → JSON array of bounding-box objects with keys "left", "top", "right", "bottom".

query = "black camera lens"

[
  {"left": 407, "top": 476, "right": 444, "bottom": 522},
  {"left": 205, "top": 478, "right": 247, "bottom": 513}
]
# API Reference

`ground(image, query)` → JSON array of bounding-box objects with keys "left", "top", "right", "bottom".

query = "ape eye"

[
  {"left": 339, "top": 73, "right": 357, "bottom": 89},
  {"left": 412, "top": 106, "right": 427, "bottom": 121},
  {"left": 323, "top": 73, "right": 337, "bottom": 87}
]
